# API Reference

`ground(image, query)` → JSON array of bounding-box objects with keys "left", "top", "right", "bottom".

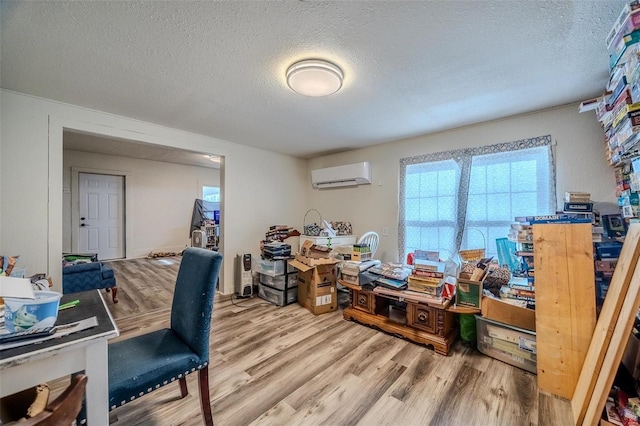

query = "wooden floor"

[{"left": 56, "top": 256, "right": 573, "bottom": 425}]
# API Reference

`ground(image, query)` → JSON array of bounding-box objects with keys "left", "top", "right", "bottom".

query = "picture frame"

[{"left": 603, "top": 214, "right": 627, "bottom": 238}]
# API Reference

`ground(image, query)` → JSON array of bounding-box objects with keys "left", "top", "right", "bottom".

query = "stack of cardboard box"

[{"left": 288, "top": 240, "right": 340, "bottom": 315}]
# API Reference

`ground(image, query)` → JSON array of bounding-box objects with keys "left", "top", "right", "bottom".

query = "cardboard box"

[
  {"left": 299, "top": 240, "right": 332, "bottom": 259},
  {"left": 456, "top": 278, "right": 482, "bottom": 308},
  {"left": 481, "top": 296, "right": 536, "bottom": 332},
  {"left": 289, "top": 259, "right": 337, "bottom": 315}
]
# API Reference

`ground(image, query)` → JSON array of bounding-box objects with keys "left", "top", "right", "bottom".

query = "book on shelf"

[
  {"left": 510, "top": 223, "right": 532, "bottom": 230},
  {"left": 407, "top": 280, "right": 443, "bottom": 297},
  {"left": 515, "top": 213, "right": 593, "bottom": 224},
  {"left": 413, "top": 259, "right": 445, "bottom": 273},
  {"left": 374, "top": 277, "right": 407, "bottom": 290},
  {"left": 607, "top": 0, "right": 640, "bottom": 48},
  {"left": 578, "top": 97, "right": 603, "bottom": 113},
  {"left": 509, "top": 230, "right": 533, "bottom": 238},
  {"left": 407, "top": 275, "right": 443, "bottom": 287},
  {"left": 564, "top": 191, "right": 591, "bottom": 203},
  {"left": 412, "top": 269, "right": 445, "bottom": 279},
  {"left": 563, "top": 202, "right": 593, "bottom": 212},
  {"left": 499, "top": 288, "right": 536, "bottom": 303},
  {"left": 507, "top": 235, "right": 534, "bottom": 243},
  {"left": 610, "top": 37, "right": 640, "bottom": 69},
  {"left": 508, "top": 282, "right": 535, "bottom": 292},
  {"left": 613, "top": 102, "right": 640, "bottom": 128},
  {"left": 500, "top": 285, "right": 535, "bottom": 299},
  {"left": 516, "top": 242, "right": 535, "bottom": 251}
]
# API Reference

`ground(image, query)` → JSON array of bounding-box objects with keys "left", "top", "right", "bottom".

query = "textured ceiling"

[{"left": 0, "top": 1, "right": 624, "bottom": 158}]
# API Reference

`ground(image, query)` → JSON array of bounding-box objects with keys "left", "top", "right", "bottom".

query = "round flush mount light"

[{"left": 286, "top": 59, "right": 344, "bottom": 97}]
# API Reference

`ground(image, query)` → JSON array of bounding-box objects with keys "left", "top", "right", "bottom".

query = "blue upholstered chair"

[
  {"left": 108, "top": 248, "right": 222, "bottom": 425},
  {"left": 62, "top": 261, "right": 118, "bottom": 303}
]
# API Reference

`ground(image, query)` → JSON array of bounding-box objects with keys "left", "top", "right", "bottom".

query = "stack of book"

[
  {"left": 515, "top": 242, "right": 535, "bottom": 283},
  {"left": 340, "top": 259, "right": 381, "bottom": 286},
  {"left": 563, "top": 191, "right": 593, "bottom": 213},
  {"left": 261, "top": 242, "right": 291, "bottom": 259},
  {"left": 607, "top": 1, "right": 640, "bottom": 68},
  {"left": 499, "top": 276, "right": 536, "bottom": 310},
  {"left": 563, "top": 191, "right": 607, "bottom": 241},
  {"left": 593, "top": 225, "right": 606, "bottom": 243},
  {"left": 507, "top": 223, "right": 533, "bottom": 243},
  {"left": 364, "top": 262, "right": 412, "bottom": 290},
  {"left": 594, "top": 240, "right": 624, "bottom": 308},
  {"left": 265, "top": 225, "right": 295, "bottom": 243},
  {"left": 589, "top": 2, "right": 640, "bottom": 167},
  {"left": 407, "top": 259, "right": 445, "bottom": 298},
  {"left": 508, "top": 217, "right": 536, "bottom": 284}
]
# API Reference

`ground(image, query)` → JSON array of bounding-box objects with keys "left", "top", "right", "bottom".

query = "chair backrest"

[
  {"left": 21, "top": 375, "right": 87, "bottom": 426},
  {"left": 357, "top": 231, "right": 380, "bottom": 257},
  {"left": 170, "top": 248, "right": 223, "bottom": 361}
]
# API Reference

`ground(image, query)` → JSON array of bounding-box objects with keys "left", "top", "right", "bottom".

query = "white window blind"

[{"left": 399, "top": 136, "right": 555, "bottom": 261}]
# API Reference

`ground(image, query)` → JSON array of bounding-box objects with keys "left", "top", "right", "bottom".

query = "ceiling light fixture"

[{"left": 286, "top": 59, "right": 344, "bottom": 97}]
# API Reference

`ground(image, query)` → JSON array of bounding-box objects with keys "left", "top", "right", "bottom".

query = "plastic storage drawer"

[
  {"left": 258, "top": 283, "right": 297, "bottom": 306},
  {"left": 259, "top": 273, "right": 298, "bottom": 290},
  {"left": 252, "top": 258, "right": 296, "bottom": 276},
  {"left": 475, "top": 315, "right": 537, "bottom": 374}
]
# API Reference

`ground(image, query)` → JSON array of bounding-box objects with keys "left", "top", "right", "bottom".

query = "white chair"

[{"left": 357, "top": 231, "right": 380, "bottom": 257}]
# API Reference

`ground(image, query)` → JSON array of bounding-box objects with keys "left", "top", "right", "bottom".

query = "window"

[
  {"left": 405, "top": 159, "right": 461, "bottom": 260},
  {"left": 399, "top": 135, "right": 555, "bottom": 261},
  {"left": 202, "top": 186, "right": 220, "bottom": 203}
]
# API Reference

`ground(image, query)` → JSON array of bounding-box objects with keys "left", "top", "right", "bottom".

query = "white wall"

[
  {"left": 307, "top": 104, "right": 617, "bottom": 263},
  {"left": 62, "top": 150, "right": 220, "bottom": 257},
  {"left": 0, "top": 90, "right": 308, "bottom": 294}
]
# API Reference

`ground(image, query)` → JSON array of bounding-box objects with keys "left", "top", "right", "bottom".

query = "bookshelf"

[{"left": 201, "top": 221, "right": 219, "bottom": 250}]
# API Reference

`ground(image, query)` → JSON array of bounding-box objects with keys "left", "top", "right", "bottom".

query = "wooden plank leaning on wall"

[{"left": 571, "top": 223, "right": 640, "bottom": 425}]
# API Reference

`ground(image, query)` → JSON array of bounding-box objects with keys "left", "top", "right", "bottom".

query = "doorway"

[
  {"left": 55, "top": 124, "right": 225, "bottom": 293},
  {"left": 78, "top": 172, "right": 125, "bottom": 260}
]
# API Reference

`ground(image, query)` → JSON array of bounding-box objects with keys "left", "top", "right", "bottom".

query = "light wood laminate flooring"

[{"left": 54, "top": 256, "right": 572, "bottom": 425}]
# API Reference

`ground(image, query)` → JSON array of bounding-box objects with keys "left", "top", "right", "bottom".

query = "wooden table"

[
  {"left": 0, "top": 290, "right": 119, "bottom": 424},
  {"left": 341, "top": 280, "right": 457, "bottom": 355}
]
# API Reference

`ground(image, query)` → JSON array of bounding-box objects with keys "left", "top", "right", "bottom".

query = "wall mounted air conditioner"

[{"left": 311, "top": 162, "right": 371, "bottom": 189}]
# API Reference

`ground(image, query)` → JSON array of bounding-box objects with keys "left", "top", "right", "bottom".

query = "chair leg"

[
  {"left": 198, "top": 368, "right": 214, "bottom": 426},
  {"left": 111, "top": 286, "right": 118, "bottom": 303},
  {"left": 179, "top": 377, "right": 188, "bottom": 398}
]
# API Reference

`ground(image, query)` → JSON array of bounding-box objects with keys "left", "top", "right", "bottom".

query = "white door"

[{"left": 78, "top": 173, "right": 125, "bottom": 260}]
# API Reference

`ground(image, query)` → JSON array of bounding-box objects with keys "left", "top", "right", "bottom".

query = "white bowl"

[{"left": 3, "top": 290, "right": 62, "bottom": 333}]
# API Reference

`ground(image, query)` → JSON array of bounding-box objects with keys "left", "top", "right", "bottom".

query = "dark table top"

[{"left": 0, "top": 290, "right": 118, "bottom": 362}]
